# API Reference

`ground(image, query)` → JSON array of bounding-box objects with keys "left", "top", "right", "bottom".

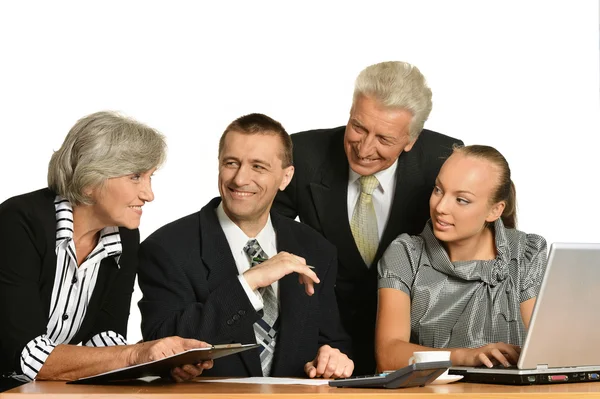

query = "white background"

[{"left": 1, "top": 1, "right": 598, "bottom": 344}]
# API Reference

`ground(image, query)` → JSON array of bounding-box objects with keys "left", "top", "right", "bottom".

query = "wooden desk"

[{"left": 4, "top": 380, "right": 600, "bottom": 398}]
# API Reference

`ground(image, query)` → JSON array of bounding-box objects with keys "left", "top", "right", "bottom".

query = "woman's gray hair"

[
  {"left": 48, "top": 111, "right": 167, "bottom": 205},
  {"left": 353, "top": 61, "right": 433, "bottom": 140}
]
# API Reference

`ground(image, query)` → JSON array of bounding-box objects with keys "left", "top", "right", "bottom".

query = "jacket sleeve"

[
  {"left": 0, "top": 206, "right": 50, "bottom": 373},
  {"left": 137, "top": 236, "right": 261, "bottom": 345},
  {"left": 317, "top": 249, "right": 352, "bottom": 358}
]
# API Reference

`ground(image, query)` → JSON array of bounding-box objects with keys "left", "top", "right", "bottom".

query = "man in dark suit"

[
  {"left": 138, "top": 114, "right": 353, "bottom": 378},
  {"left": 273, "top": 61, "right": 463, "bottom": 375}
]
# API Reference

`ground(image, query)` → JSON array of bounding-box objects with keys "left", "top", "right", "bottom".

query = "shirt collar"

[
  {"left": 348, "top": 159, "right": 398, "bottom": 194},
  {"left": 216, "top": 202, "right": 276, "bottom": 260},
  {"left": 421, "top": 218, "right": 510, "bottom": 286},
  {"left": 54, "top": 196, "right": 122, "bottom": 267},
  {"left": 55, "top": 196, "right": 74, "bottom": 243}
]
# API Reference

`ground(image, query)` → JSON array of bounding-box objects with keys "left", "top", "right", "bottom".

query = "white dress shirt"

[
  {"left": 347, "top": 160, "right": 398, "bottom": 239},
  {"left": 216, "top": 203, "right": 278, "bottom": 312}
]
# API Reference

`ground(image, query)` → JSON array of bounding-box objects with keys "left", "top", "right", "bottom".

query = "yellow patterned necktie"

[{"left": 351, "top": 175, "right": 379, "bottom": 267}]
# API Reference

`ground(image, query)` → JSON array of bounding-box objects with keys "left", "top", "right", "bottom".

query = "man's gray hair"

[
  {"left": 48, "top": 111, "right": 167, "bottom": 205},
  {"left": 353, "top": 61, "right": 433, "bottom": 140}
]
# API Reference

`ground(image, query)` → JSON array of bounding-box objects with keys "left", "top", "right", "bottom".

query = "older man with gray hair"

[{"left": 273, "top": 61, "right": 463, "bottom": 375}]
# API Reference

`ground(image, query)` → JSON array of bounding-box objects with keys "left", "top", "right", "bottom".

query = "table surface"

[{"left": 4, "top": 380, "right": 600, "bottom": 398}]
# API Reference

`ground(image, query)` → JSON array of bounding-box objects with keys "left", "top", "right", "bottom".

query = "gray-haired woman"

[{"left": 0, "top": 111, "right": 212, "bottom": 392}]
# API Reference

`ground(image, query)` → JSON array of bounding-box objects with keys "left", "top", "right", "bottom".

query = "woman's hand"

[
  {"left": 452, "top": 343, "right": 521, "bottom": 367},
  {"left": 128, "top": 336, "right": 214, "bottom": 382}
]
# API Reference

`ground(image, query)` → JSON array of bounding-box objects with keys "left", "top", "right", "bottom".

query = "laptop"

[{"left": 450, "top": 243, "right": 600, "bottom": 385}]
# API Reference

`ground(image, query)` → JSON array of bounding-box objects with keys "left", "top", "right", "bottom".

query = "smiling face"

[
  {"left": 429, "top": 153, "right": 505, "bottom": 244},
  {"left": 344, "top": 94, "right": 416, "bottom": 176},
  {"left": 218, "top": 130, "right": 294, "bottom": 231},
  {"left": 87, "top": 168, "right": 156, "bottom": 230}
]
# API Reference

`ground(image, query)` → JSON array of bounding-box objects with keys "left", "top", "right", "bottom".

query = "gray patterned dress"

[{"left": 378, "top": 219, "right": 547, "bottom": 348}]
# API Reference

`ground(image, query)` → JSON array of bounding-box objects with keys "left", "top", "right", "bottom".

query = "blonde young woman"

[{"left": 375, "top": 145, "right": 547, "bottom": 371}]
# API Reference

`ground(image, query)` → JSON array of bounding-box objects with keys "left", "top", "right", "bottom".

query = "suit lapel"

[
  {"left": 199, "top": 198, "right": 240, "bottom": 292},
  {"left": 375, "top": 149, "right": 424, "bottom": 263},
  {"left": 40, "top": 190, "right": 59, "bottom": 315},
  {"left": 269, "top": 213, "right": 312, "bottom": 375},
  {"left": 309, "top": 132, "right": 367, "bottom": 276},
  {"left": 198, "top": 198, "right": 262, "bottom": 376}
]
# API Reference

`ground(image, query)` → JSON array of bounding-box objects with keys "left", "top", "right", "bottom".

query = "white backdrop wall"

[{"left": 0, "top": 1, "right": 598, "bottom": 345}]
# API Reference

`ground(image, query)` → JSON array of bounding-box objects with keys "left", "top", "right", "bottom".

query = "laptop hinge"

[{"left": 536, "top": 364, "right": 549, "bottom": 370}]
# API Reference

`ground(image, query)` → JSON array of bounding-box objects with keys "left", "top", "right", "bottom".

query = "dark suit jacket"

[
  {"left": 273, "top": 126, "right": 462, "bottom": 374},
  {"left": 0, "top": 188, "right": 139, "bottom": 376},
  {"left": 138, "top": 197, "right": 350, "bottom": 378}
]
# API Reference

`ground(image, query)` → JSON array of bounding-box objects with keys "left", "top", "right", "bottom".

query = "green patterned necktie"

[{"left": 350, "top": 175, "right": 379, "bottom": 267}]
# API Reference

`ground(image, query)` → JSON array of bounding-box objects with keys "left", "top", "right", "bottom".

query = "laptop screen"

[{"left": 518, "top": 243, "right": 600, "bottom": 369}]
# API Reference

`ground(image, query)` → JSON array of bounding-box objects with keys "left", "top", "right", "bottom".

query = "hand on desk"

[
  {"left": 128, "top": 336, "right": 214, "bottom": 382},
  {"left": 452, "top": 342, "right": 521, "bottom": 368},
  {"left": 304, "top": 345, "right": 354, "bottom": 379},
  {"left": 243, "top": 252, "right": 320, "bottom": 296}
]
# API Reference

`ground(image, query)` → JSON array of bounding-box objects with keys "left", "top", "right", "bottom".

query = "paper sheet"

[{"left": 199, "top": 377, "right": 330, "bottom": 385}]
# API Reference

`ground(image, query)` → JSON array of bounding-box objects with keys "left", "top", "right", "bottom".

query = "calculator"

[{"left": 329, "top": 361, "right": 452, "bottom": 388}]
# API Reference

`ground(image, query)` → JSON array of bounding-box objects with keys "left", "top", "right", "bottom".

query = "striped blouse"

[
  {"left": 16, "top": 197, "right": 127, "bottom": 381},
  {"left": 378, "top": 219, "right": 547, "bottom": 349}
]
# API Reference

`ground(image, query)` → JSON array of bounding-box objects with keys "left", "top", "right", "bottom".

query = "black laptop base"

[{"left": 449, "top": 369, "right": 600, "bottom": 385}]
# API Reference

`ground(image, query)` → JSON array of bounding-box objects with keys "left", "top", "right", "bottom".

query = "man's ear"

[
  {"left": 486, "top": 201, "right": 506, "bottom": 223},
  {"left": 403, "top": 137, "right": 417, "bottom": 152},
  {"left": 279, "top": 166, "right": 295, "bottom": 191}
]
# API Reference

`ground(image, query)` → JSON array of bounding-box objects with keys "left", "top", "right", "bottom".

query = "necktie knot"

[
  {"left": 359, "top": 175, "right": 379, "bottom": 195},
  {"left": 243, "top": 239, "right": 268, "bottom": 266}
]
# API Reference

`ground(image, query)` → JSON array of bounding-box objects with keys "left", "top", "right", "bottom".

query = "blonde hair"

[
  {"left": 48, "top": 111, "right": 167, "bottom": 205},
  {"left": 353, "top": 61, "right": 432, "bottom": 140},
  {"left": 453, "top": 144, "right": 517, "bottom": 228}
]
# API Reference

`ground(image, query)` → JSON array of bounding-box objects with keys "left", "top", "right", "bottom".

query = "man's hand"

[
  {"left": 127, "top": 336, "right": 214, "bottom": 382},
  {"left": 304, "top": 345, "right": 354, "bottom": 379},
  {"left": 243, "top": 251, "right": 320, "bottom": 295},
  {"left": 452, "top": 342, "right": 521, "bottom": 367}
]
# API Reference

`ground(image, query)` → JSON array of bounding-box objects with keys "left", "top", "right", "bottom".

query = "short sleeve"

[
  {"left": 377, "top": 234, "right": 423, "bottom": 296},
  {"left": 519, "top": 234, "right": 547, "bottom": 302}
]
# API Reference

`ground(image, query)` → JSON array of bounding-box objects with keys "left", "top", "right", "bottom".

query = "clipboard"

[{"left": 68, "top": 343, "right": 260, "bottom": 384}]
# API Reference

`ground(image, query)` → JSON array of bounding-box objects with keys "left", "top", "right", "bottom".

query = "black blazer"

[
  {"left": 273, "top": 126, "right": 463, "bottom": 374},
  {"left": 138, "top": 197, "right": 350, "bottom": 378},
  {"left": 0, "top": 188, "right": 139, "bottom": 376}
]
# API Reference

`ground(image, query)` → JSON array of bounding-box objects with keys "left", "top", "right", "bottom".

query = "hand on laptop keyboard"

[{"left": 452, "top": 343, "right": 521, "bottom": 368}]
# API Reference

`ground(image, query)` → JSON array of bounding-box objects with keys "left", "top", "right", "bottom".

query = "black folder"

[{"left": 68, "top": 343, "right": 260, "bottom": 384}]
